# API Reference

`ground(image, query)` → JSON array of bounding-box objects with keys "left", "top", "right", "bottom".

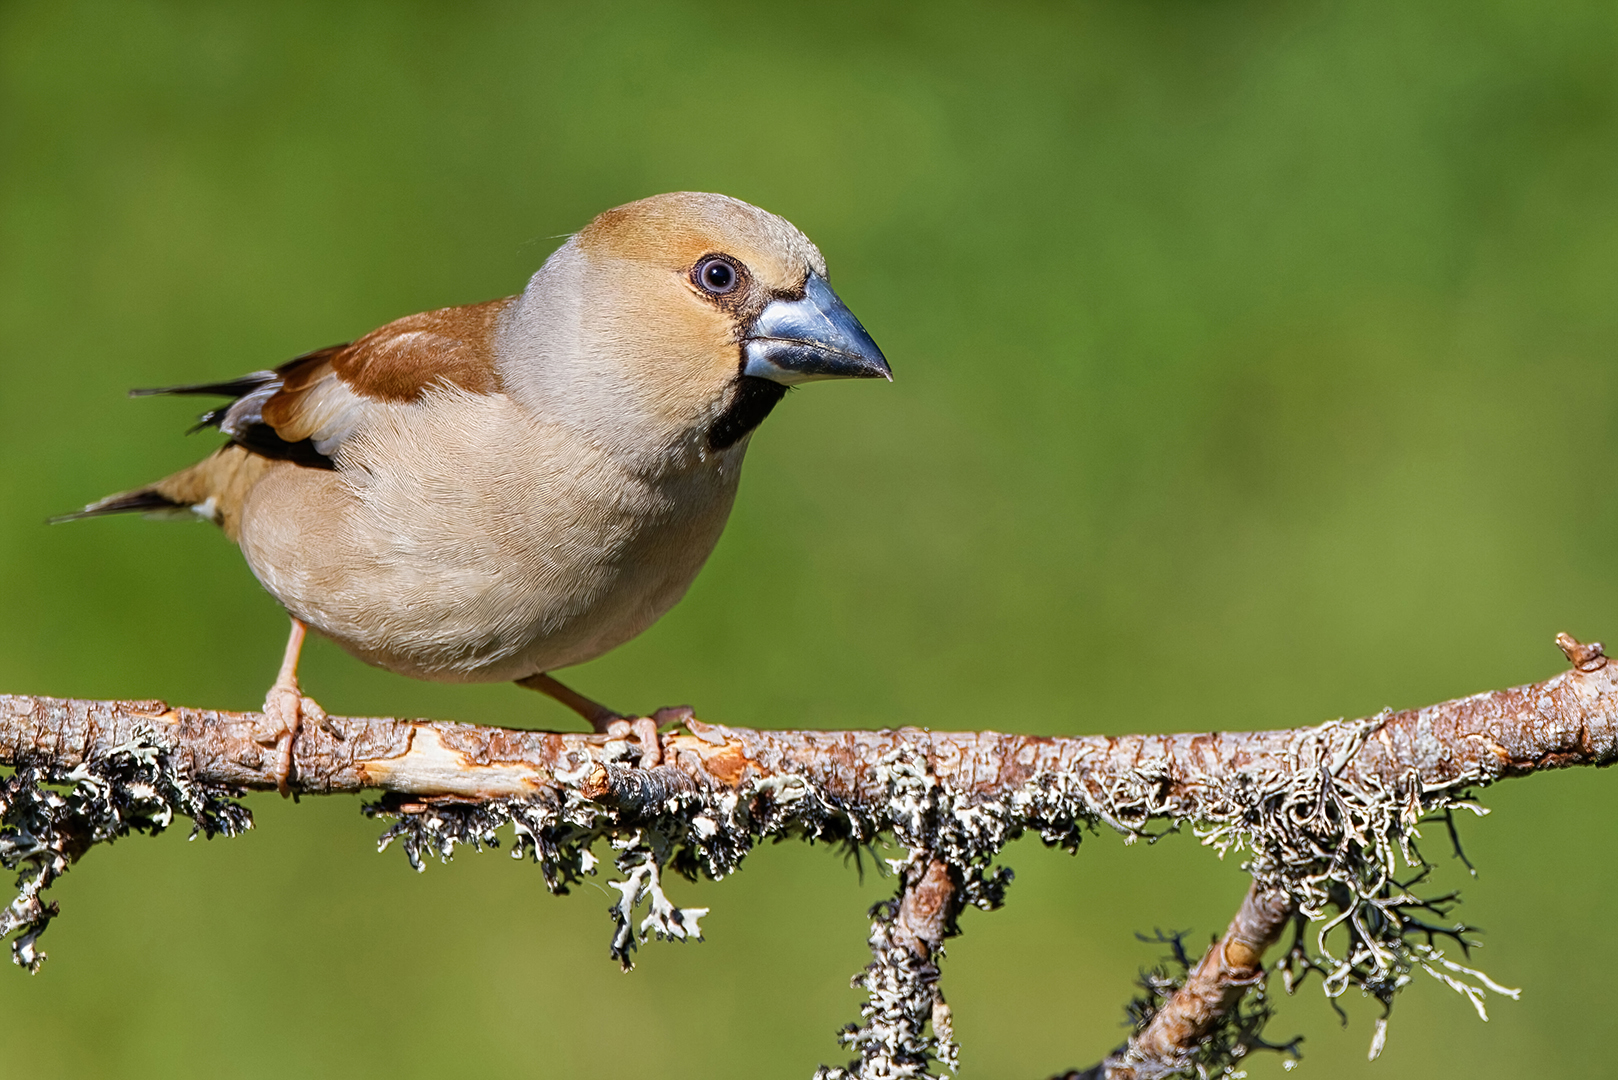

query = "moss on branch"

[{"left": 1, "top": 635, "right": 1613, "bottom": 1077}]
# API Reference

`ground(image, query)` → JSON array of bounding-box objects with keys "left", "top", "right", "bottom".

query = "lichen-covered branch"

[
  {"left": 1, "top": 634, "right": 1614, "bottom": 1078},
  {"left": 817, "top": 856, "right": 963, "bottom": 1079},
  {"left": 1061, "top": 885, "right": 1297, "bottom": 1080}
]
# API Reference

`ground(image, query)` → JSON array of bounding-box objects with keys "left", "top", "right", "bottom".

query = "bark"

[
  {"left": 1061, "top": 885, "right": 1296, "bottom": 1080},
  {"left": 3, "top": 635, "right": 1612, "bottom": 805},
  {"left": 0, "top": 633, "right": 1612, "bottom": 1079}
]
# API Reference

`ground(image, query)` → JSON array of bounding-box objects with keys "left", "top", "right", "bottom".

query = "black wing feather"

[
  {"left": 127, "top": 354, "right": 341, "bottom": 470},
  {"left": 128, "top": 371, "right": 281, "bottom": 401}
]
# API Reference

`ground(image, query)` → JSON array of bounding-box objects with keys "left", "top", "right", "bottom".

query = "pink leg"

[
  {"left": 515, "top": 673, "right": 662, "bottom": 767},
  {"left": 263, "top": 617, "right": 324, "bottom": 796},
  {"left": 516, "top": 672, "right": 622, "bottom": 731}
]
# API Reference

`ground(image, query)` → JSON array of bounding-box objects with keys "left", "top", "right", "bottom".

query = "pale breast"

[{"left": 237, "top": 387, "right": 742, "bottom": 683}]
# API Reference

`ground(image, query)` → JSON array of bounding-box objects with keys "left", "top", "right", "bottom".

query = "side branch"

[{"left": 1062, "top": 885, "right": 1296, "bottom": 1080}]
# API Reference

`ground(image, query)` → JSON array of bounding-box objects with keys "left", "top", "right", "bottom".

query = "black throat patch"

[{"left": 708, "top": 376, "right": 789, "bottom": 452}]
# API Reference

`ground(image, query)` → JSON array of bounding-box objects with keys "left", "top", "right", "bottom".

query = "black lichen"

[{"left": 0, "top": 726, "right": 251, "bottom": 972}]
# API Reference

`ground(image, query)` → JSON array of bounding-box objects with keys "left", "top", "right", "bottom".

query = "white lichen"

[{"left": 0, "top": 726, "right": 251, "bottom": 972}]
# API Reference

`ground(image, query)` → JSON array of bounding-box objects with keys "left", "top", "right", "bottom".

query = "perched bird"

[{"left": 59, "top": 192, "right": 890, "bottom": 793}]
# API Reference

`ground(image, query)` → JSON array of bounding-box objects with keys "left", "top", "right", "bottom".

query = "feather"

[{"left": 48, "top": 488, "right": 188, "bottom": 524}]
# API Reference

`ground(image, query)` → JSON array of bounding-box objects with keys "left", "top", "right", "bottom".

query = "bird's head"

[{"left": 500, "top": 192, "right": 890, "bottom": 462}]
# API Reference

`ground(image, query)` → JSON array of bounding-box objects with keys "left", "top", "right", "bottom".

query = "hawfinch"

[{"left": 61, "top": 192, "right": 891, "bottom": 793}]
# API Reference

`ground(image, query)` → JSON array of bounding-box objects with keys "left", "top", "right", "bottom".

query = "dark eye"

[{"left": 694, "top": 256, "right": 739, "bottom": 295}]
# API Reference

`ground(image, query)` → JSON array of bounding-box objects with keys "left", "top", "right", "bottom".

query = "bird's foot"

[
  {"left": 603, "top": 707, "right": 695, "bottom": 769},
  {"left": 605, "top": 715, "right": 663, "bottom": 768},
  {"left": 515, "top": 674, "right": 690, "bottom": 769},
  {"left": 260, "top": 678, "right": 326, "bottom": 797}
]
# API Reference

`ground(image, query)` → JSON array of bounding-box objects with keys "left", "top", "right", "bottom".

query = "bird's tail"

[
  {"left": 48, "top": 488, "right": 192, "bottom": 524},
  {"left": 50, "top": 444, "right": 275, "bottom": 539}
]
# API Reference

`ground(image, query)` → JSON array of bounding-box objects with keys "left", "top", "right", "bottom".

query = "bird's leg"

[
  {"left": 516, "top": 673, "right": 662, "bottom": 767},
  {"left": 261, "top": 616, "right": 326, "bottom": 797},
  {"left": 517, "top": 672, "right": 621, "bottom": 730},
  {"left": 651, "top": 705, "right": 696, "bottom": 729}
]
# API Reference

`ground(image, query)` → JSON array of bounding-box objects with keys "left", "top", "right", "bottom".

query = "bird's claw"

[
  {"left": 606, "top": 715, "right": 663, "bottom": 768},
  {"left": 262, "top": 681, "right": 323, "bottom": 797}
]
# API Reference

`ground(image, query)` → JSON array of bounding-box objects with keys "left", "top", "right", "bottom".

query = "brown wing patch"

[
  {"left": 267, "top": 296, "right": 511, "bottom": 415},
  {"left": 273, "top": 343, "right": 348, "bottom": 394},
  {"left": 260, "top": 296, "right": 513, "bottom": 446},
  {"left": 331, "top": 296, "right": 511, "bottom": 400}
]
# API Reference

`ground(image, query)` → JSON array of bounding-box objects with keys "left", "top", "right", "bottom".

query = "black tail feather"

[{"left": 48, "top": 489, "right": 186, "bottom": 525}]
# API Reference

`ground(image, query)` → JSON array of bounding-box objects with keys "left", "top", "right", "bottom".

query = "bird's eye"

[{"left": 694, "top": 256, "right": 739, "bottom": 295}]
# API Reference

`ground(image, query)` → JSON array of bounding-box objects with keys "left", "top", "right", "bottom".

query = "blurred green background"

[{"left": 2, "top": 1, "right": 1616, "bottom": 1076}]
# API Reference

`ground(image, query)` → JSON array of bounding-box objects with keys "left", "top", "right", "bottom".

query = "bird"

[{"left": 57, "top": 191, "right": 891, "bottom": 794}]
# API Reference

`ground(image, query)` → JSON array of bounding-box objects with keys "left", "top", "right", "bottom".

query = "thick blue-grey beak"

[{"left": 742, "top": 272, "right": 891, "bottom": 385}]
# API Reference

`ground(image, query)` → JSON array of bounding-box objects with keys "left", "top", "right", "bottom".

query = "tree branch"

[
  {"left": 0, "top": 633, "right": 1612, "bottom": 1077},
  {"left": 1060, "top": 884, "right": 1297, "bottom": 1080},
  {"left": 6, "top": 635, "right": 1611, "bottom": 804}
]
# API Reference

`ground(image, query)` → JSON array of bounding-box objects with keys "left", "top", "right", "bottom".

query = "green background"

[{"left": 2, "top": 1, "right": 1616, "bottom": 1076}]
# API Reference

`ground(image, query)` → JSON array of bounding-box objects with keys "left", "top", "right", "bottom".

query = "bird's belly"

[{"left": 237, "top": 408, "right": 739, "bottom": 684}]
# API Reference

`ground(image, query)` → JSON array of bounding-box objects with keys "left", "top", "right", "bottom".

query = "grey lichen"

[
  {"left": 1188, "top": 717, "right": 1516, "bottom": 1060},
  {"left": 361, "top": 738, "right": 1018, "bottom": 1077},
  {"left": 0, "top": 705, "right": 1523, "bottom": 1078},
  {"left": 813, "top": 746, "right": 1024, "bottom": 1079},
  {"left": 1072, "top": 716, "right": 1518, "bottom": 1077},
  {"left": 815, "top": 885, "right": 955, "bottom": 1080},
  {"left": 0, "top": 725, "right": 251, "bottom": 972},
  {"left": 364, "top": 717, "right": 1517, "bottom": 1077},
  {"left": 365, "top": 757, "right": 815, "bottom": 971}
]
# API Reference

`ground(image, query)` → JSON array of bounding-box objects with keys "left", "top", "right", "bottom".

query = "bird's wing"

[{"left": 136, "top": 296, "right": 514, "bottom": 468}]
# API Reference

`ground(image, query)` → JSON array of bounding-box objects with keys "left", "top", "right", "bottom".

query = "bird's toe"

[{"left": 261, "top": 681, "right": 320, "bottom": 797}]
